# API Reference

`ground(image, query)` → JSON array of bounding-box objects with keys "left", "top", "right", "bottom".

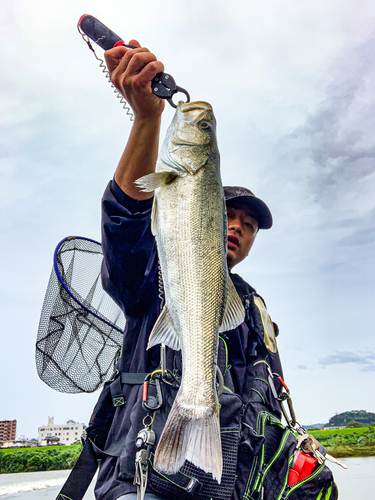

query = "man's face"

[{"left": 226, "top": 201, "right": 259, "bottom": 270}]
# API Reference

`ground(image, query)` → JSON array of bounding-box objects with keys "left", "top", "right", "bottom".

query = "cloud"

[
  {"left": 291, "top": 37, "right": 375, "bottom": 205},
  {"left": 269, "top": 35, "right": 375, "bottom": 225},
  {"left": 336, "top": 207, "right": 375, "bottom": 246},
  {"left": 319, "top": 351, "right": 375, "bottom": 371},
  {"left": 260, "top": 33, "right": 375, "bottom": 280},
  {"left": 1, "top": 0, "right": 375, "bottom": 440}
]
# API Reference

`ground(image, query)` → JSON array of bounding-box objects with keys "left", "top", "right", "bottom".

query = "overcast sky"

[{"left": 1, "top": 0, "right": 374, "bottom": 440}]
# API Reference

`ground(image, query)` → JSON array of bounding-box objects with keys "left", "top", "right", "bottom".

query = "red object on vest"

[{"left": 288, "top": 451, "right": 317, "bottom": 486}]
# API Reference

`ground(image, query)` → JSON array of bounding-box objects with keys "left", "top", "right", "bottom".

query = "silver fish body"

[{"left": 136, "top": 101, "right": 244, "bottom": 483}]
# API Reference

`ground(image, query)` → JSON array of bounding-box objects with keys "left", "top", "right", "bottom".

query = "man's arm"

[{"left": 104, "top": 40, "right": 165, "bottom": 200}]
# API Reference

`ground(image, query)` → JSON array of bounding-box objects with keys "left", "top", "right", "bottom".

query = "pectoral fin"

[
  {"left": 219, "top": 277, "right": 245, "bottom": 333},
  {"left": 135, "top": 171, "right": 178, "bottom": 192},
  {"left": 147, "top": 305, "right": 181, "bottom": 351}
]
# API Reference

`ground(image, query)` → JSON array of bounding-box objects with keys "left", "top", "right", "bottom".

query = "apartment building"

[
  {"left": 38, "top": 416, "right": 85, "bottom": 446},
  {"left": 0, "top": 420, "right": 17, "bottom": 441}
]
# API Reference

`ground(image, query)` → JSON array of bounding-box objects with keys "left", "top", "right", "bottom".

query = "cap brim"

[{"left": 225, "top": 195, "right": 273, "bottom": 229}]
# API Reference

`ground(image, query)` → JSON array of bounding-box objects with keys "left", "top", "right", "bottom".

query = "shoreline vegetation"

[
  {"left": 0, "top": 445, "right": 81, "bottom": 474},
  {"left": 0, "top": 427, "right": 374, "bottom": 474},
  {"left": 308, "top": 426, "right": 375, "bottom": 458}
]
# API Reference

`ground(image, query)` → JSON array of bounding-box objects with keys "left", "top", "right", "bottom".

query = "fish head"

[{"left": 159, "top": 101, "right": 219, "bottom": 175}]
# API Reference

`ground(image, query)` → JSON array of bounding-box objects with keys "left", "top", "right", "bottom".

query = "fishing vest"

[{"left": 57, "top": 284, "right": 338, "bottom": 500}]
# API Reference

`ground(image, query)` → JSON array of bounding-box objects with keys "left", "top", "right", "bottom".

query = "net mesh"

[{"left": 36, "top": 236, "right": 125, "bottom": 393}]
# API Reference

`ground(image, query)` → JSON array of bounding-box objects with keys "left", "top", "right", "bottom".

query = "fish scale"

[
  {"left": 158, "top": 169, "right": 226, "bottom": 410},
  {"left": 136, "top": 101, "right": 245, "bottom": 483}
]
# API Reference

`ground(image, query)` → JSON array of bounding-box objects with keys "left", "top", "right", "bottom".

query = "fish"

[{"left": 135, "top": 101, "right": 245, "bottom": 483}]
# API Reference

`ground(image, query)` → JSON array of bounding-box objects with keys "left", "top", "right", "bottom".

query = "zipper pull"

[{"left": 281, "top": 485, "right": 291, "bottom": 499}]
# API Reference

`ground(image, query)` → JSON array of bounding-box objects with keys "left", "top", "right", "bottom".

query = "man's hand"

[
  {"left": 104, "top": 41, "right": 165, "bottom": 121},
  {"left": 106, "top": 40, "right": 164, "bottom": 199}
]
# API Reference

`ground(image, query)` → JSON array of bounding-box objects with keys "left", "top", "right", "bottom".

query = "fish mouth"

[
  {"left": 177, "top": 101, "right": 214, "bottom": 125},
  {"left": 179, "top": 101, "right": 212, "bottom": 113},
  {"left": 227, "top": 234, "right": 239, "bottom": 249}
]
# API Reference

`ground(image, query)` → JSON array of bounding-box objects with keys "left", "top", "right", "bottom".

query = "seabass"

[{"left": 136, "top": 101, "right": 244, "bottom": 482}]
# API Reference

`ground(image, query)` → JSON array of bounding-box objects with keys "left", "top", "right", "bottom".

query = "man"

[{"left": 89, "top": 42, "right": 330, "bottom": 500}]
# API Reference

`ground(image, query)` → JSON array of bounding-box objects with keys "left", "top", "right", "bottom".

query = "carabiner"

[
  {"left": 278, "top": 391, "right": 297, "bottom": 429},
  {"left": 142, "top": 372, "right": 163, "bottom": 412}
]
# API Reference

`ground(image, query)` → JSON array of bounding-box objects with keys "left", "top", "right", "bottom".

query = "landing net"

[{"left": 36, "top": 236, "right": 125, "bottom": 393}]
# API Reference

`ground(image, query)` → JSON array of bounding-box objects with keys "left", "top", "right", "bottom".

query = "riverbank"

[
  {"left": 0, "top": 457, "right": 374, "bottom": 499},
  {"left": 0, "top": 446, "right": 81, "bottom": 474},
  {"left": 309, "top": 426, "right": 375, "bottom": 458},
  {"left": 0, "top": 427, "right": 374, "bottom": 475}
]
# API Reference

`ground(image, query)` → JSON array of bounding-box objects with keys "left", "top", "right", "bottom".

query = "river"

[{"left": 0, "top": 456, "right": 373, "bottom": 498}]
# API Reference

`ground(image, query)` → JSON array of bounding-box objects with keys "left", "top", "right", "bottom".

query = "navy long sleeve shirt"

[{"left": 95, "top": 179, "right": 280, "bottom": 500}]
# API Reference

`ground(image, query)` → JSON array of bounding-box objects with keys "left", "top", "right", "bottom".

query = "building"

[
  {"left": 0, "top": 420, "right": 17, "bottom": 441},
  {"left": 0, "top": 439, "right": 38, "bottom": 449},
  {"left": 0, "top": 440, "right": 16, "bottom": 448},
  {"left": 38, "top": 417, "right": 85, "bottom": 446}
]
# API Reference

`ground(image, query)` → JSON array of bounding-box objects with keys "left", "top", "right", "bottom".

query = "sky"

[{"left": 0, "top": 0, "right": 374, "bottom": 440}]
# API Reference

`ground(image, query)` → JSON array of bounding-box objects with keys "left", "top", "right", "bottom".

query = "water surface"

[
  {"left": 0, "top": 456, "right": 373, "bottom": 499},
  {"left": 331, "top": 456, "right": 375, "bottom": 500},
  {"left": 0, "top": 470, "right": 94, "bottom": 499}
]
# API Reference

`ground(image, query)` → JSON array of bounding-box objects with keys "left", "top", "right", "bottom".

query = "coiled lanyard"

[{"left": 77, "top": 14, "right": 190, "bottom": 120}]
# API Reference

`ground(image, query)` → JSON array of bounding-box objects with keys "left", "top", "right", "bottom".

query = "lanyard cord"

[{"left": 77, "top": 24, "right": 134, "bottom": 121}]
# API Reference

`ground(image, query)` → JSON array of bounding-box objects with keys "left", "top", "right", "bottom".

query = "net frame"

[{"left": 36, "top": 236, "right": 125, "bottom": 393}]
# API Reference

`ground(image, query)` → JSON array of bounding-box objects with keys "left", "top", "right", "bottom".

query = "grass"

[
  {"left": 307, "top": 427, "right": 375, "bottom": 458},
  {"left": 0, "top": 444, "right": 80, "bottom": 454},
  {"left": 308, "top": 427, "right": 371, "bottom": 436},
  {"left": 324, "top": 445, "right": 375, "bottom": 458},
  {"left": 1, "top": 428, "right": 374, "bottom": 472}
]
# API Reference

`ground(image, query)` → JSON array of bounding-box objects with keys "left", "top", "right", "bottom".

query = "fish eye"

[{"left": 198, "top": 121, "right": 211, "bottom": 130}]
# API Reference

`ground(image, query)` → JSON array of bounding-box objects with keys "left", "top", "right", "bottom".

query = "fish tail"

[{"left": 154, "top": 398, "right": 223, "bottom": 483}]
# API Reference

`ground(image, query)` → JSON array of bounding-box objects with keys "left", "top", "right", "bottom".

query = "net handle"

[{"left": 54, "top": 236, "right": 124, "bottom": 334}]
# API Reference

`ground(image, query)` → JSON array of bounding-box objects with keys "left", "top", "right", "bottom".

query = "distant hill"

[{"left": 328, "top": 410, "right": 375, "bottom": 427}]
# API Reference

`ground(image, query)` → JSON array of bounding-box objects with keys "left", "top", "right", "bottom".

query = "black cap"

[{"left": 224, "top": 186, "right": 273, "bottom": 229}]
